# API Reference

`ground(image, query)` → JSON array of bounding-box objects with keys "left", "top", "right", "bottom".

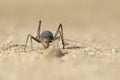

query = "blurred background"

[
  {"left": 0, "top": 1, "right": 120, "bottom": 80},
  {"left": 0, "top": 0, "right": 120, "bottom": 44}
]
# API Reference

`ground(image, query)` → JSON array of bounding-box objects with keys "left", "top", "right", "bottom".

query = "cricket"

[{"left": 25, "top": 20, "right": 65, "bottom": 51}]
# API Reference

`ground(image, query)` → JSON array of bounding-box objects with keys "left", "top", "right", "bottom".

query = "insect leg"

[
  {"left": 54, "top": 24, "right": 61, "bottom": 38},
  {"left": 54, "top": 24, "right": 65, "bottom": 49},
  {"left": 25, "top": 34, "right": 32, "bottom": 51},
  {"left": 25, "top": 34, "right": 41, "bottom": 51},
  {"left": 36, "top": 20, "right": 41, "bottom": 39}
]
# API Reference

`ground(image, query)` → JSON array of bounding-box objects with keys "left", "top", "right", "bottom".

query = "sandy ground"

[{"left": 0, "top": 0, "right": 120, "bottom": 80}]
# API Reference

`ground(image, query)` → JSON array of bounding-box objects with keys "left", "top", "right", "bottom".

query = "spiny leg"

[{"left": 54, "top": 24, "right": 65, "bottom": 49}]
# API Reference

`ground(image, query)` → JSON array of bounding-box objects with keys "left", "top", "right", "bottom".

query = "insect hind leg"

[
  {"left": 25, "top": 34, "right": 41, "bottom": 51},
  {"left": 54, "top": 24, "right": 65, "bottom": 49},
  {"left": 36, "top": 20, "right": 41, "bottom": 40}
]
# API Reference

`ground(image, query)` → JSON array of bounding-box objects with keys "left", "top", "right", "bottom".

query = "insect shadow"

[{"left": 65, "top": 46, "right": 83, "bottom": 49}]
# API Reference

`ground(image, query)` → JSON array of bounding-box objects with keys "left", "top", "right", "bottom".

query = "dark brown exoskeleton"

[{"left": 25, "top": 20, "right": 65, "bottom": 51}]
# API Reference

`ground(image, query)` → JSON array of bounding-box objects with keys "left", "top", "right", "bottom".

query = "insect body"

[
  {"left": 40, "top": 30, "right": 54, "bottom": 48},
  {"left": 25, "top": 20, "right": 65, "bottom": 50}
]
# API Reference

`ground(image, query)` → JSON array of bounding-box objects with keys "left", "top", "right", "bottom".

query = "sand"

[{"left": 0, "top": 0, "right": 120, "bottom": 80}]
